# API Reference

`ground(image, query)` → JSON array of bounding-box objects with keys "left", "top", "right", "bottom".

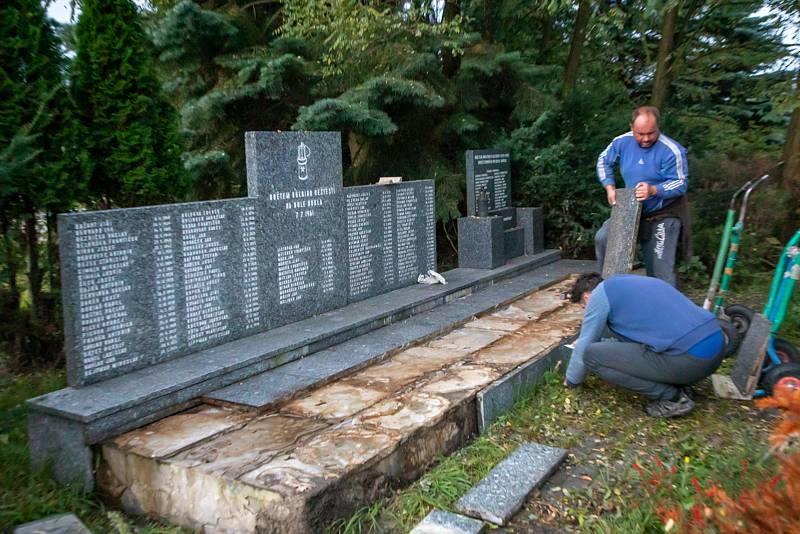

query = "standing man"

[
  {"left": 595, "top": 106, "right": 691, "bottom": 287},
  {"left": 564, "top": 273, "right": 725, "bottom": 418}
]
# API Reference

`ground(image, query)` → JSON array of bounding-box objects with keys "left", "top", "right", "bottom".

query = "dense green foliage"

[
  {"left": 0, "top": 0, "right": 797, "bottom": 367},
  {"left": 73, "top": 0, "right": 188, "bottom": 207},
  {"left": 0, "top": 0, "right": 87, "bottom": 369}
]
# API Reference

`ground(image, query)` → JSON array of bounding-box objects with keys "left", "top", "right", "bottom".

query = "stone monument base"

[
  {"left": 458, "top": 207, "right": 544, "bottom": 269},
  {"left": 28, "top": 251, "right": 564, "bottom": 491},
  {"left": 96, "top": 261, "right": 593, "bottom": 533}
]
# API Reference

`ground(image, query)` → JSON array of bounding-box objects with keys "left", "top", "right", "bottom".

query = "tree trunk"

[
  {"left": 537, "top": 14, "right": 553, "bottom": 64},
  {"left": 347, "top": 131, "right": 370, "bottom": 183},
  {"left": 46, "top": 210, "right": 59, "bottom": 292},
  {"left": 561, "top": 0, "right": 591, "bottom": 100},
  {"left": 25, "top": 204, "right": 43, "bottom": 317},
  {"left": 1, "top": 211, "right": 20, "bottom": 309},
  {"left": 651, "top": 4, "right": 678, "bottom": 110},
  {"left": 782, "top": 104, "right": 800, "bottom": 203},
  {"left": 441, "top": 0, "right": 461, "bottom": 77}
]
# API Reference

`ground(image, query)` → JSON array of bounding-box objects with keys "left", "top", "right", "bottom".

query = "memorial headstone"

[
  {"left": 465, "top": 149, "right": 511, "bottom": 217},
  {"left": 459, "top": 150, "right": 544, "bottom": 268},
  {"left": 58, "top": 132, "right": 435, "bottom": 386}
]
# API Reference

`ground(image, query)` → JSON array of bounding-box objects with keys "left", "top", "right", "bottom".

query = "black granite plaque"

[
  {"left": 59, "top": 198, "right": 265, "bottom": 386},
  {"left": 59, "top": 132, "right": 437, "bottom": 386},
  {"left": 345, "top": 181, "right": 436, "bottom": 300},
  {"left": 246, "top": 131, "right": 348, "bottom": 327},
  {"left": 466, "top": 149, "right": 511, "bottom": 216}
]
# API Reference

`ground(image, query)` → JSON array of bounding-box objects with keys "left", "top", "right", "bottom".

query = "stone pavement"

[{"left": 99, "top": 276, "right": 586, "bottom": 533}]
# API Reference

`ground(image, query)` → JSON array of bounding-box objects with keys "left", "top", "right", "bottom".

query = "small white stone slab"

[
  {"left": 409, "top": 509, "right": 485, "bottom": 534},
  {"left": 456, "top": 442, "right": 566, "bottom": 525}
]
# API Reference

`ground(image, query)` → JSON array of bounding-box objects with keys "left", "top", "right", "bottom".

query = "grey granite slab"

[
  {"left": 456, "top": 443, "right": 567, "bottom": 525},
  {"left": 410, "top": 509, "right": 485, "bottom": 534},
  {"left": 731, "top": 313, "right": 771, "bottom": 395},
  {"left": 13, "top": 513, "right": 91, "bottom": 534},
  {"left": 503, "top": 227, "right": 524, "bottom": 261},
  {"left": 465, "top": 149, "right": 511, "bottom": 216},
  {"left": 602, "top": 188, "right": 641, "bottom": 278},
  {"left": 28, "top": 412, "right": 94, "bottom": 491},
  {"left": 517, "top": 207, "right": 544, "bottom": 254},
  {"left": 458, "top": 216, "right": 505, "bottom": 269},
  {"left": 247, "top": 131, "right": 349, "bottom": 328},
  {"left": 477, "top": 341, "right": 574, "bottom": 433}
]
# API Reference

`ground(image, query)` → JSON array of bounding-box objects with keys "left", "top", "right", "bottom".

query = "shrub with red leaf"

[{"left": 646, "top": 382, "right": 800, "bottom": 533}]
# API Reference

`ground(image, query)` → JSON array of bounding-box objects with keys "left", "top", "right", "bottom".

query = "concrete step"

[
  {"left": 455, "top": 443, "right": 566, "bottom": 525},
  {"left": 98, "top": 267, "right": 590, "bottom": 533}
]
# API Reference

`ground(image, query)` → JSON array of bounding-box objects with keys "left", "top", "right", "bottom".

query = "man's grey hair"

[{"left": 631, "top": 106, "right": 661, "bottom": 127}]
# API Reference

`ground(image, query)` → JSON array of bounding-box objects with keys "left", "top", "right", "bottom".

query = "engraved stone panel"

[
  {"left": 466, "top": 149, "right": 511, "bottom": 216},
  {"left": 345, "top": 181, "right": 436, "bottom": 300},
  {"left": 246, "top": 131, "right": 348, "bottom": 326},
  {"left": 59, "top": 132, "right": 437, "bottom": 386},
  {"left": 59, "top": 198, "right": 265, "bottom": 386}
]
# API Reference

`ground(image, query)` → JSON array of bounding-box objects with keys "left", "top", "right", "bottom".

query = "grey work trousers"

[
  {"left": 595, "top": 217, "right": 681, "bottom": 287},
  {"left": 583, "top": 341, "right": 723, "bottom": 401}
]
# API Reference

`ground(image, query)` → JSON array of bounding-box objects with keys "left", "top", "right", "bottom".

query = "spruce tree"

[{"left": 73, "top": 0, "right": 188, "bottom": 207}]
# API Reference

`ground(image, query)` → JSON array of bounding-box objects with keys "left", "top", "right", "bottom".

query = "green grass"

[{"left": 0, "top": 370, "right": 189, "bottom": 533}]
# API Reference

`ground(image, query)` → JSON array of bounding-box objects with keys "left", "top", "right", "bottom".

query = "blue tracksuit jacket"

[{"left": 596, "top": 132, "right": 689, "bottom": 214}]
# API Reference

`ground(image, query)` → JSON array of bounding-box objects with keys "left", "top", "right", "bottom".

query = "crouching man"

[{"left": 564, "top": 273, "right": 725, "bottom": 418}]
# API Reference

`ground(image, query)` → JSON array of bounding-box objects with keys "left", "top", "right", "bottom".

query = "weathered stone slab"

[
  {"left": 280, "top": 383, "right": 387, "bottom": 420},
  {"left": 464, "top": 317, "right": 526, "bottom": 333},
  {"left": 477, "top": 341, "right": 574, "bottom": 432},
  {"left": 109, "top": 406, "right": 250, "bottom": 459},
  {"left": 731, "top": 313, "right": 771, "bottom": 396},
  {"left": 353, "top": 391, "right": 451, "bottom": 433},
  {"left": 410, "top": 509, "right": 485, "bottom": 534},
  {"left": 419, "top": 364, "right": 499, "bottom": 404},
  {"left": 458, "top": 216, "right": 505, "bottom": 269},
  {"left": 456, "top": 443, "right": 566, "bottom": 525},
  {"left": 168, "top": 414, "right": 328, "bottom": 479},
  {"left": 465, "top": 149, "right": 511, "bottom": 216},
  {"left": 13, "top": 513, "right": 91, "bottom": 534},
  {"left": 428, "top": 328, "right": 505, "bottom": 352},
  {"left": 602, "top": 188, "right": 641, "bottom": 278}
]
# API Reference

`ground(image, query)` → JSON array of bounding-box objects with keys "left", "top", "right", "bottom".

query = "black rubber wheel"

[
  {"left": 761, "top": 362, "right": 800, "bottom": 396},
  {"left": 717, "top": 317, "right": 741, "bottom": 358},
  {"left": 725, "top": 304, "right": 755, "bottom": 337},
  {"left": 773, "top": 338, "right": 800, "bottom": 364}
]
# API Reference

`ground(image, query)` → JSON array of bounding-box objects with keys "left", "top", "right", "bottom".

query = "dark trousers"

[{"left": 583, "top": 341, "right": 723, "bottom": 400}]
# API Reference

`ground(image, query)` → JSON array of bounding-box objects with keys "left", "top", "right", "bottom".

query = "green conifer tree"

[{"left": 73, "top": 0, "right": 188, "bottom": 207}]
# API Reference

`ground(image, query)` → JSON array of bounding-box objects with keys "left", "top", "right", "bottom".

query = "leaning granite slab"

[
  {"left": 731, "top": 313, "right": 772, "bottom": 395},
  {"left": 410, "top": 509, "right": 485, "bottom": 534},
  {"left": 455, "top": 443, "right": 567, "bottom": 525},
  {"left": 27, "top": 253, "right": 584, "bottom": 489},
  {"left": 98, "top": 276, "right": 588, "bottom": 533},
  {"left": 13, "top": 513, "right": 90, "bottom": 534},
  {"left": 602, "top": 188, "right": 641, "bottom": 278}
]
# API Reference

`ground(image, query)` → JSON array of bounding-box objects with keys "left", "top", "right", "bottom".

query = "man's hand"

[
  {"left": 604, "top": 185, "right": 616, "bottom": 206},
  {"left": 635, "top": 182, "right": 657, "bottom": 201}
]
